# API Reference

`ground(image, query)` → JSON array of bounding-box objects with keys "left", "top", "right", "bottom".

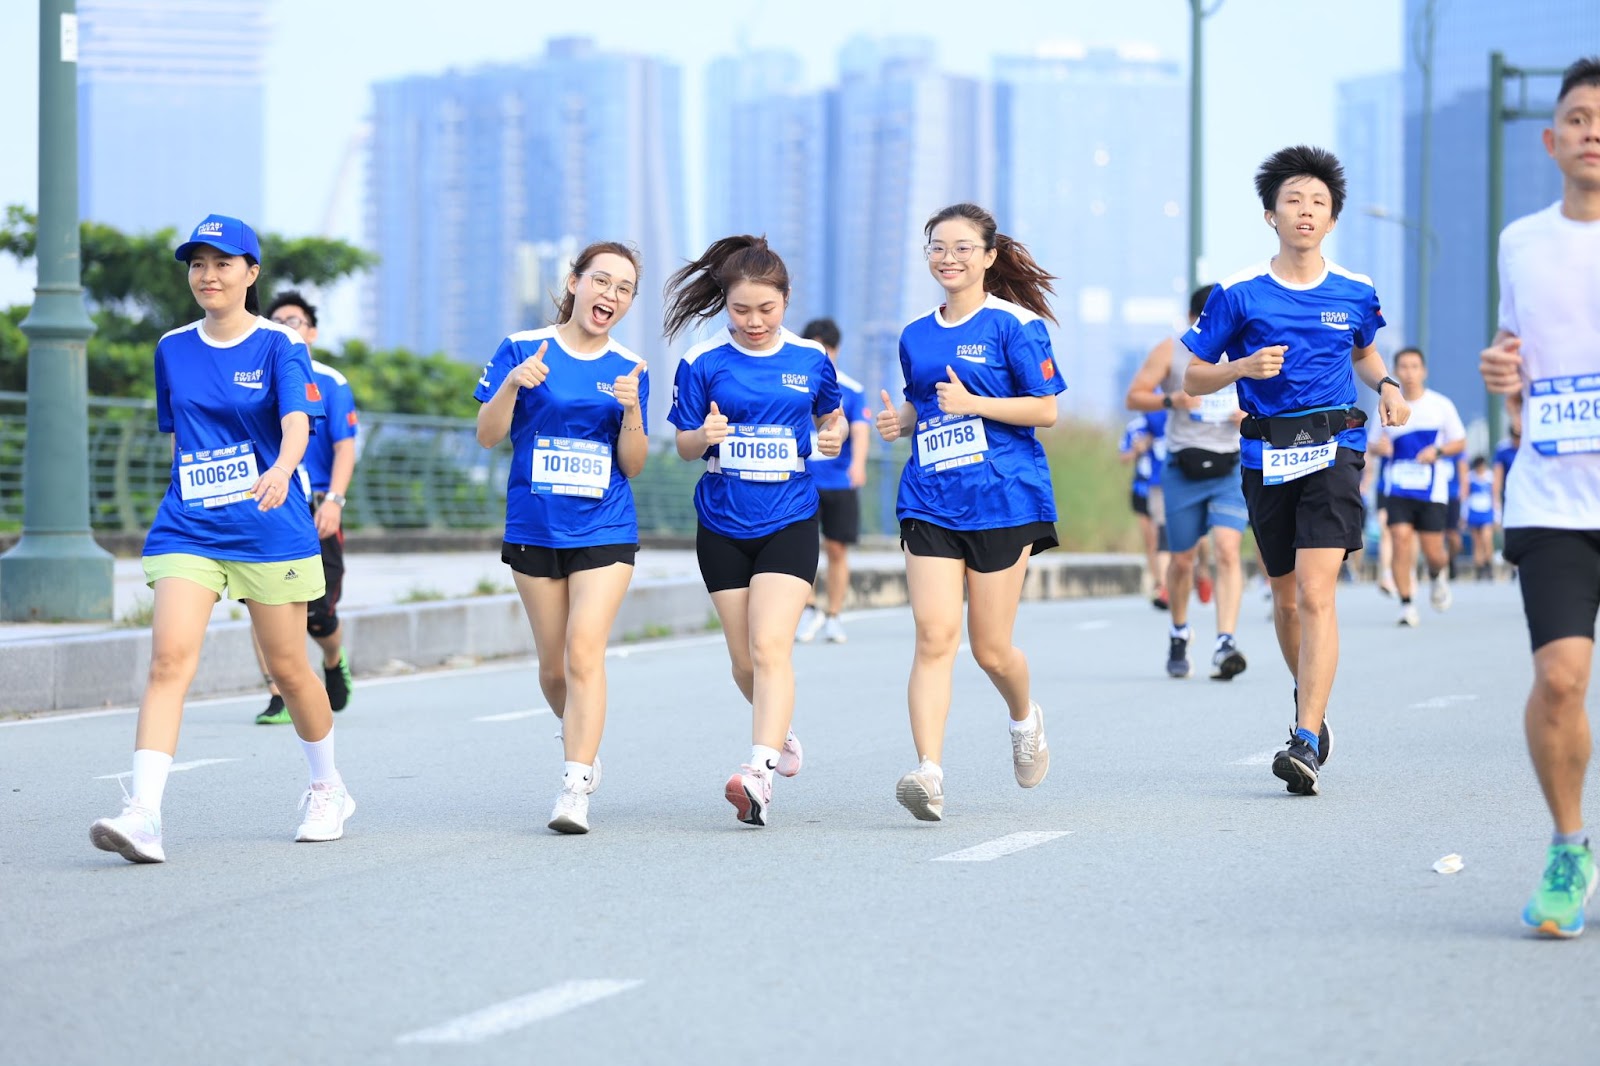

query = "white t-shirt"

[
  {"left": 1499, "top": 202, "right": 1600, "bottom": 529},
  {"left": 1377, "top": 388, "right": 1465, "bottom": 504}
]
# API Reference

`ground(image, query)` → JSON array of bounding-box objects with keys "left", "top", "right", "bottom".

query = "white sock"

[
  {"left": 751, "top": 744, "right": 781, "bottom": 776},
  {"left": 562, "top": 761, "right": 593, "bottom": 791},
  {"left": 918, "top": 758, "right": 943, "bottom": 781},
  {"left": 130, "top": 749, "right": 173, "bottom": 812},
  {"left": 1010, "top": 704, "right": 1038, "bottom": 733},
  {"left": 299, "top": 729, "right": 342, "bottom": 787}
]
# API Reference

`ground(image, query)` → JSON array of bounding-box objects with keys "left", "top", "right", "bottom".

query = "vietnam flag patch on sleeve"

[
  {"left": 347, "top": 411, "right": 359, "bottom": 427},
  {"left": 305, "top": 382, "right": 322, "bottom": 402},
  {"left": 1040, "top": 358, "right": 1055, "bottom": 381}
]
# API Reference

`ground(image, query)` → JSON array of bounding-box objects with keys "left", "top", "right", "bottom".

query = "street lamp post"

[
  {"left": 1412, "top": 0, "right": 1438, "bottom": 355},
  {"left": 0, "top": 0, "right": 114, "bottom": 621},
  {"left": 1188, "top": 0, "right": 1223, "bottom": 295},
  {"left": 1363, "top": 205, "right": 1439, "bottom": 348}
]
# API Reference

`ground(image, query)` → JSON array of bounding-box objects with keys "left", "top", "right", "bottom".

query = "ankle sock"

[
  {"left": 1400, "top": 596, "right": 1412, "bottom": 605},
  {"left": 918, "top": 758, "right": 943, "bottom": 781},
  {"left": 562, "top": 761, "right": 593, "bottom": 792},
  {"left": 130, "top": 749, "right": 173, "bottom": 812},
  {"left": 299, "top": 728, "right": 341, "bottom": 787},
  {"left": 1554, "top": 828, "right": 1588, "bottom": 848},
  {"left": 1010, "top": 703, "right": 1038, "bottom": 733},
  {"left": 1216, "top": 632, "right": 1234, "bottom": 648},
  {"left": 1294, "top": 727, "right": 1320, "bottom": 751},
  {"left": 1170, "top": 624, "right": 1192, "bottom": 641},
  {"left": 751, "top": 744, "right": 781, "bottom": 776}
]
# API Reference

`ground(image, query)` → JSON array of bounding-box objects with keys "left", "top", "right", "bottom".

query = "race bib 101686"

[
  {"left": 717, "top": 425, "right": 799, "bottom": 481},
  {"left": 531, "top": 437, "right": 611, "bottom": 498},
  {"left": 916, "top": 414, "right": 988, "bottom": 472},
  {"left": 1528, "top": 375, "right": 1600, "bottom": 456},
  {"left": 178, "top": 441, "right": 259, "bottom": 509},
  {"left": 1261, "top": 441, "right": 1338, "bottom": 485}
]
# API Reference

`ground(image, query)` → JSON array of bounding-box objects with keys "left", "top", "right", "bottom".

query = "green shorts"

[{"left": 142, "top": 553, "right": 327, "bottom": 605}]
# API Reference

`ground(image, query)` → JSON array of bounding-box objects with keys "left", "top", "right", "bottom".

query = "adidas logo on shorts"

[{"left": 285, "top": 568, "right": 299, "bottom": 580}]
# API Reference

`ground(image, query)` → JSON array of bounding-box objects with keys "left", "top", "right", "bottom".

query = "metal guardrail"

[{"left": 0, "top": 392, "right": 906, "bottom": 538}]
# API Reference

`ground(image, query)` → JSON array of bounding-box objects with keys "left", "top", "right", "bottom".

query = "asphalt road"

[{"left": 2, "top": 579, "right": 1596, "bottom": 1065}]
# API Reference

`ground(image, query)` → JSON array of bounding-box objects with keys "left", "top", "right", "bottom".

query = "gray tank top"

[{"left": 1165, "top": 335, "right": 1241, "bottom": 454}]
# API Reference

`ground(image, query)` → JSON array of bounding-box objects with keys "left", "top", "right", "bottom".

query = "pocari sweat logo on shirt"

[
  {"left": 596, "top": 381, "right": 616, "bottom": 396},
  {"left": 781, "top": 373, "right": 809, "bottom": 393},
  {"left": 233, "top": 369, "right": 264, "bottom": 390},
  {"left": 1320, "top": 311, "right": 1351, "bottom": 331},
  {"left": 956, "top": 343, "right": 988, "bottom": 363}
]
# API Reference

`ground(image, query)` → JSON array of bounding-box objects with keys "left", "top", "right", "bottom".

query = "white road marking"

[
  {"left": 473, "top": 708, "right": 551, "bottom": 722},
  {"left": 94, "top": 757, "right": 237, "bottom": 781},
  {"left": 931, "top": 831, "right": 1072, "bottom": 863},
  {"left": 0, "top": 707, "right": 135, "bottom": 728},
  {"left": 1074, "top": 619, "right": 1111, "bottom": 631},
  {"left": 396, "top": 979, "right": 643, "bottom": 1045},
  {"left": 1231, "top": 751, "right": 1277, "bottom": 766},
  {"left": 1409, "top": 694, "right": 1479, "bottom": 710}
]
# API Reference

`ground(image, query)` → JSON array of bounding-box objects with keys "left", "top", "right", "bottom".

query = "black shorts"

[
  {"left": 900, "top": 518, "right": 1058, "bottom": 574},
  {"left": 1130, "top": 490, "right": 1150, "bottom": 517},
  {"left": 1385, "top": 496, "right": 1448, "bottom": 533},
  {"left": 502, "top": 540, "right": 638, "bottom": 580},
  {"left": 817, "top": 489, "right": 860, "bottom": 545},
  {"left": 1241, "top": 448, "right": 1366, "bottom": 579},
  {"left": 306, "top": 531, "right": 344, "bottom": 638},
  {"left": 1446, "top": 496, "right": 1462, "bottom": 532},
  {"left": 1503, "top": 528, "right": 1600, "bottom": 651},
  {"left": 697, "top": 516, "right": 819, "bottom": 593}
]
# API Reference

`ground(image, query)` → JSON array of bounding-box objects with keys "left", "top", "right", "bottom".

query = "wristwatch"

[
  {"left": 1162, "top": 395, "right": 1174, "bottom": 409},
  {"left": 1378, "top": 376, "right": 1401, "bottom": 394},
  {"left": 325, "top": 492, "right": 347, "bottom": 506}
]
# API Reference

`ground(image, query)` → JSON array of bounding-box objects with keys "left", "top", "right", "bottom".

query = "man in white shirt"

[{"left": 1480, "top": 55, "right": 1600, "bottom": 938}]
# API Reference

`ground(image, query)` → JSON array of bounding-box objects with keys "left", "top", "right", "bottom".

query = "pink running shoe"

[
  {"left": 724, "top": 765, "right": 772, "bottom": 826},
  {"left": 777, "top": 730, "right": 803, "bottom": 778}
]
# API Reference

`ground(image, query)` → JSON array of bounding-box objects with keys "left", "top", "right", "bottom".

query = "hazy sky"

[{"left": 0, "top": 0, "right": 1402, "bottom": 327}]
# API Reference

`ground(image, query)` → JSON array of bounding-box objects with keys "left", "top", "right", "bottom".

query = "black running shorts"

[
  {"left": 900, "top": 518, "right": 1058, "bottom": 574},
  {"left": 306, "top": 530, "right": 344, "bottom": 638},
  {"left": 817, "top": 489, "right": 861, "bottom": 545},
  {"left": 1385, "top": 496, "right": 1448, "bottom": 533},
  {"left": 502, "top": 541, "right": 638, "bottom": 580},
  {"left": 1503, "top": 527, "right": 1600, "bottom": 651},
  {"left": 696, "top": 516, "right": 820, "bottom": 593},
  {"left": 1241, "top": 448, "right": 1366, "bottom": 579}
]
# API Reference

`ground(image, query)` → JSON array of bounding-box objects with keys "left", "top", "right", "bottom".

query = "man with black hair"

[
  {"left": 1126, "top": 284, "right": 1249, "bottom": 680},
  {"left": 1183, "top": 144, "right": 1409, "bottom": 796},
  {"left": 253, "top": 291, "right": 360, "bottom": 723},
  {"left": 795, "top": 318, "right": 870, "bottom": 644},
  {"left": 1481, "top": 56, "right": 1600, "bottom": 937}
]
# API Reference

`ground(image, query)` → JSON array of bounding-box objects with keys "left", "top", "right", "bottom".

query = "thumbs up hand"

[
  {"left": 510, "top": 340, "right": 549, "bottom": 390},
  {"left": 935, "top": 365, "right": 976, "bottom": 416},
  {"left": 816, "top": 407, "right": 846, "bottom": 458},
  {"left": 875, "top": 389, "right": 903, "bottom": 443},
  {"left": 703, "top": 400, "right": 731, "bottom": 446},
  {"left": 612, "top": 360, "right": 645, "bottom": 411}
]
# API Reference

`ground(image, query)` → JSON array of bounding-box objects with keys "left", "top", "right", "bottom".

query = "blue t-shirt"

[
  {"left": 1494, "top": 439, "right": 1517, "bottom": 480},
  {"left": 143, "top": 318, "right": 325, "bottom": 563},
  {"left": 1466, "top": 471, "right": 1495, "bottom": 525},
  {"left": 1182, "top": 260, "right": 1385, "bottom": 469},
  {"left": 1120, "top": 412, "right": 1167, "bottom": 496},
  {"left": 809, "top": 369, "right": 869, "bottom": 492},
  {"left": 894, "top": 295, "right": 1065, "bottom": 530},
  {"left": 667, "top": 327, "right": 841, "bottom": 540},
  {"left": 474, "top": 326, "right": 648, "bottom": 549},
  {"left": 302, "top": 359, "right": 358, "bottom": 493}
]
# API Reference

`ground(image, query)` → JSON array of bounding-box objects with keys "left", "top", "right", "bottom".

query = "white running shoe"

[
  {"left": 90, "top": 805, "right": 165, "bottom": 864},
  {"left": 1430, "top": 571, "right": 1453, "bottom": 611},
  {"left": 895, "top": 765, "right": 945, "bottom": 822},
  {"left": 295, "top": 782, "right": 355, "bottom": 842},
  {"left": 777, "top": 730, "right": 803, "bottom": 777},
  {"left": 1011, "top": 701, "right": 1051, "bottom": 788},
  {"left": 821, "top": 615, "right": 847, "bottom": 643},
  {"left": 795, "top": 606, "right": 824, "bottom": 643},
  {"left": 724, "top": 765, "right": 772, "bottom": 826},
  {"left": 1399, "top": 603, "right": 1421, "bottom": 627},
  {"left": 548, "top": 788, "right": 590, "bottom": 834}
]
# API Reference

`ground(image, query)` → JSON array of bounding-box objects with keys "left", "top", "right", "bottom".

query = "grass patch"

[
  {"left": 117, "top": 595, "right": 154, "bottom": 628},
  {"left": 1039, "top": 420, "right": 1143, "bottom": 553},
  {"left": 703, "top": 613, "right": 722, "bottom": 632},
  {"left": 472, "top": 576, "right": 512, "bottom": 596},
  {"left": 399, "top": 586, "right": 445, "bottom": 603}
]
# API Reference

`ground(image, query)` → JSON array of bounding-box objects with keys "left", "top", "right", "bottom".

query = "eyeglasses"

[
  {"left": 271, "top": 315, "right": 308, "bottom": 330},
  {"left": 924, "top": 242, "right": 985, "bottom": 262},
  {"left": 580, "top": 272, "right": 636, "bottom": 300}
]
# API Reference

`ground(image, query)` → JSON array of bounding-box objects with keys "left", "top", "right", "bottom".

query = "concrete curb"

[{"left": 0, "top": 555, "right": 1143, "bottom": 716}]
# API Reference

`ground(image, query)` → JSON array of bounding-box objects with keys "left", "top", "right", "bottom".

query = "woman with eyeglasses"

[
  {"left": 874, "top": 203, "right": 1065, "bottom": 823},
  {"left": 665, "top": 235, "right": 845, "bottom": 827},
  {"left": 475, "top": 241, "right": 650, "bottom": 834},
  {"left": 90, "top": 214, "right": 352, "bottom": 864}
]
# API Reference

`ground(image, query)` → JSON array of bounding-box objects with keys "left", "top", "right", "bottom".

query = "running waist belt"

[{"left": 1239, "top": 407, "right": 1367, "bottom": 449}]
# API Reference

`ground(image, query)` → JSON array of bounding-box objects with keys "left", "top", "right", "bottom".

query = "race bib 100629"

[
  {"left": 531, "top": 437, "right": 611, "bottom": 498},
  {"left": 916, "top": 414, "right": 988, "bottom": 472},
  {"left": 177, "top": 441, "right": 259, "bottom": 509},
  {"left": 1528, "top": 375, "right": 1600, "bottom": 456},
  {"left": 717, "top": 425, "right": 799, "bottom": 481},
  {"left": 1261, "top": 441, "right": 1338, "bottom": 485}
]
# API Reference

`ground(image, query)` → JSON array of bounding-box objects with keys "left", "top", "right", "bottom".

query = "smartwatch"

[
  {"left": 1378, "top": 376, "right": 1401, "bottom": 394},
  {"left": 325, "top": 492, "right": 347, "bottom": 506},
  {"left": 1162, "top": 395, "right": 1174, "bottom": 410}
]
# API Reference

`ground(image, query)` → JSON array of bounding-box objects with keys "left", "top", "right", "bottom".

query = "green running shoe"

[
  {"left": 1522, "top": 842, "right": 1596, "bottom": 938},
  {"left": 255, "top": 693, "right": 290, "bottom": 725},
  {"left": 325, "top": 648, "right": 353, "bottom": 712}
]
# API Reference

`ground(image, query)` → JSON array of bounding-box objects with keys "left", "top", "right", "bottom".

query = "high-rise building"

[
  {"left": 1404, "top": 0, "right": 1599, "bottom": 420},
  {"left": 1336, "top": 71, "right": 1407, "bottom": 350},
  {"left": 366, "top": 38, "right": 686, "bottom": 429},
  {"left": 77, "top": 0, "right": 270, "bottom": 234},
  {"left": 993, "top": 44, "right": 1185, "bottom": 419},
  {"left": 702, "top": 52, "right": 833, "bottom": 334}
]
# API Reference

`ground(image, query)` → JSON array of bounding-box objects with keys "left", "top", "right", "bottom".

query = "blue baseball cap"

[{"left": 174, "top": 213, "right": 261, "bottom": 263}]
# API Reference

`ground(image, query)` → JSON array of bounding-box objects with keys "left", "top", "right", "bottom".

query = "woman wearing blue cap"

[{"left": 90, "top": 214, "right": 354, "bottom": 864}]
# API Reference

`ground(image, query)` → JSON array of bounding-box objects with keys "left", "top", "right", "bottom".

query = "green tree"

[{"left": 322, "top": 339, "right": 482, "bottom": 418}]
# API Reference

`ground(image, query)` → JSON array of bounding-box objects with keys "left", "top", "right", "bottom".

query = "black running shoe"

[
  {"left": 1291, "top": 688, "right": 1332, "bottom": 765},
  {"left": 255, "top": 694, "right": 289, "bottom": 725},
  {"left": 1272, "top": 735, "right": 1321, "bottom": 795},
  {"left": 1166, "top": 635, "right": 1192, "bottom": 678},
  {"left": 324, "top": 648, "right": 353, "bottom": 712},
  {"left": 1210, "top": 637, "right": 1247, "bottom": 681}
]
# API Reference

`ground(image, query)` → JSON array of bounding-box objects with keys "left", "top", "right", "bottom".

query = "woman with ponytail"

[
  {"left": 665, "top": 235, "right": 846, "bottom": 827},
  {"left": 475, "top": 241, "right": 649, "bottom": 835},
  {"left": 874, "top": 203, "right": 1065, "bottom": 823}
]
